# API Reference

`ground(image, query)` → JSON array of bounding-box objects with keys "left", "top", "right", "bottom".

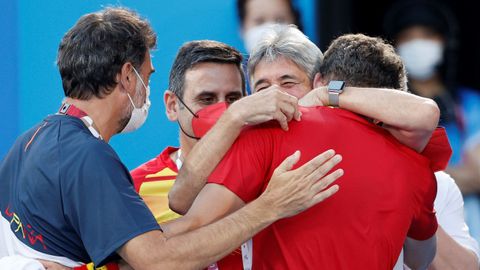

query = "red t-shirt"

[
  {"left": 208, "top": 106, "right": 438, "bottom": 270},
  {"left": 131, "top": 146, "right": 243, "bottom": 269}
]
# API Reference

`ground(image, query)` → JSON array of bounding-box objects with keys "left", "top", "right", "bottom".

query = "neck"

[
  {"left": 409, "top": 75, "right": 446, "bottom": 98},
  {"left": 64, "top": 96, "right": 119, "bottom": 142},
  {"left": 179, "top": 133, "right": 196, "bottom": 158}
]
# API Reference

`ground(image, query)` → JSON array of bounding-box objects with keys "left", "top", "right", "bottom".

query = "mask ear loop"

[
  {"left": 175, "top": 93, "right": 199, "bottom": 118},
  {"left": 174, "top": 93, "right": 201, "bottom": 140}
]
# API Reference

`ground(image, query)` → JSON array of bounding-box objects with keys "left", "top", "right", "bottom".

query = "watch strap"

[
  {"left": 328, "top": 91, "right": 340, "bottom": 107},
  {"left": 327, "top": 80, "right": 345, "bottom": 107}
]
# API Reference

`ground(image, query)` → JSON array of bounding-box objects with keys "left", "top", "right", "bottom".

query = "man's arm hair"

[
  {"left": 169, "top": 87, "right": 300, "bottom": 214},
  {"left": 118, "top": 196, "right": 277, "bottom": 270},
  {"left": 299, "top": 86, "right": 440, "bottom": 152},
  {"left": 120, "top": 150, "right": 342, "bottom": 269},
  {"left": 168, "top": 108, "right": 243, "bottom": 215}
]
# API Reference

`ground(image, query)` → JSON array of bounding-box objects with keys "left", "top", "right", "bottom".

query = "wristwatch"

[{"left": 328, "top": 80, "right": 345, "bottom": 107}]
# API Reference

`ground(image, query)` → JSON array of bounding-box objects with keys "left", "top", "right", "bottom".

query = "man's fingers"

[
  {"left": 311, "top": 184, "right": 340, "bottom": 205},
  {"left": 274, "top": 111, "right": 289, "bottom": 131},
  {"left": 275, "top": 150, "right": 301, "bottom": 174},
  {"left": 294, "top": 149, "right": 336, "bottom": 176},
  {"left": 305, "top": 154, "right": 342, "bottom": 182},
  {"left": 311, "top": 169, "right": 344, "bottom": 193},
  {"left": 294, "top": 107, "right": 302, "bottom": 121},
  {"left": 279, "top": 103, "right": 296, "bottom": 122}
]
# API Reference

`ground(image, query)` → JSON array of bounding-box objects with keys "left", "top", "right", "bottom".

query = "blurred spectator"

[
  {"left": 384, "top": 0, "right": 480, "bottom": 246},
  {"left": 237, "top": 0, "right": 303, "bottom": 53}
]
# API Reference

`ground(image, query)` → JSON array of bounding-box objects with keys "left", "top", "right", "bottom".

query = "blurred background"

[
  {"left": 1, "top": 0, "right": 480, "bottom": 241},
  {"left": 0, "top": 0, "right": 317, "bottom": 167}
]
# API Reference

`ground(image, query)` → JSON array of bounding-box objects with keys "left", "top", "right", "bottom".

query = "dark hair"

[
  {"left": 320, "top": 34, "right": 407, "bottom": 91},
  {"left": 57, "top": 7, "right": 156, "bottom": 100},
  {"left": 168, "top": 40, "right": 246, "bottom": 98},
  {"left": 383, "top": 0, "right": 459, "bottom": 96},
  {"left": 236, "top": 0, "right": 303, "bottom": 31},
  {"left": 383, "top": 0, "right": 458, "bottom": 47}
]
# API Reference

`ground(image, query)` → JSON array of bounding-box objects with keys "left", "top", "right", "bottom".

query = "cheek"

[
  {"left": 177, "top": 109, "right": 195, "bottom": 129},
  {"left": 285, "top": 86, "right": 312, "bottom": 99}
]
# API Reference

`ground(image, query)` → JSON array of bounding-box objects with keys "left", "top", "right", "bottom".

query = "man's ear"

[
  {"left": 118, "top": 62, "right": 136, "bottom": 94},
  {"left": 164, "top": 90, "right": 178, "bottom": 121},
  {"left": 313, "top": 73, "right": 328, "bottom": 88}
]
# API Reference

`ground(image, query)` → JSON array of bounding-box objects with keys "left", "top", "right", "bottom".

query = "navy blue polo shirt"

[{"left": 0, "top": 114, "right": 160, "bottom": 265}]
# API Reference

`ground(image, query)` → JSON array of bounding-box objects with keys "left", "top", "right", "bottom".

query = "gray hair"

[{"left": 247, "top": 24, "right": 323, "bottom": 83}]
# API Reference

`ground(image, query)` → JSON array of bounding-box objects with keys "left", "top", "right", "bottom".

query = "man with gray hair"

[{"left": 247, "top": 24, "right": 322, "bottom": 98}]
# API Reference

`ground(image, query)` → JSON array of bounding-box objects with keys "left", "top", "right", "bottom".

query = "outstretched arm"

[
  {"left": 169, "top": 86, "right": 300, "bottom": 214},
  {"left": 299, "top": 86, "right": 439, "bottom": 152},
  {"left": 120, "top": 150, "right": 342, "bottom": 270}
]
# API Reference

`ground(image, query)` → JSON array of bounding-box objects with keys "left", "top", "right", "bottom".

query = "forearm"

[
  {"left": 343, "top": 87, "right": 439, "bottom": 151},
  {"left": 430, "top": 226, "right": 479, "bottom": 270},
  {"left": 169, "top": 109, "right": 244, "bottom": 214},
  {"left": 122, "top": 197, "right": 277, "bottom": 270},
  {"left": 339, "top": 86, "right": 439, "bottom": 132}
]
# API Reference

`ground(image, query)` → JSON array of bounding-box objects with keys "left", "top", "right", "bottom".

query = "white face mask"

[
  {"left": 121, "top": 67, "right": 151, "bottom": 133},
  {"left": 243, "top": 23, "right": 279, "bottom": 53},
  {"left": 397, "top": 39, "right": 444, "bottom": 80}
]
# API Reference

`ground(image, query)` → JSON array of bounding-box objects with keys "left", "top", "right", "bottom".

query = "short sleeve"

[
  {"left": 407, "top": 166, "right": 438, "bottom": 240},
  {"left": 61, "top": 143, "right": 160, "bottom": 266},
  {"left": 208, "top": 129, "right": 273, "bottom": 203},
  {"left": 421, "top": 127, "right": 452, "bottom": 172},
  {"left": 434, "top": 171, "right": 480, "bottom": 258}
]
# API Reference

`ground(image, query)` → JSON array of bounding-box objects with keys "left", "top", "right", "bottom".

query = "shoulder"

[
  {"left": 434, "top": 171, "right": 462, "bottom": 207},
  {"left": 435, "top": 171, "right": 461, "bottom": 198},
  {"left": 130, "top": 147, "right": 179, "bottom": 190}
]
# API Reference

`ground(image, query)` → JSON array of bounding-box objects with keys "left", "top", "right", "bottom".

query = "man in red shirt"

[
  {"left": 132, "top": 35, "right": 440, "bottom": 269},
  {"left": 168, "top": 33, "right": 442, "bottom": 269}
]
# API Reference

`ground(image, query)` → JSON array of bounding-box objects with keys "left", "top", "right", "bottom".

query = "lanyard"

[
  {"left": 241, "top": 239, "right": 253, "bottom": 270},
  {"left": 175, "top": 149, "right": 183, "bottom": 169},
  {"left": 58, "top": 103, "right": 103, "bottom": 140}
]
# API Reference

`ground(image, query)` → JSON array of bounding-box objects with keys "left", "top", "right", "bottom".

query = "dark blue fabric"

[{"left": 0, "top": 114, "right": 160, "bottom": 265}]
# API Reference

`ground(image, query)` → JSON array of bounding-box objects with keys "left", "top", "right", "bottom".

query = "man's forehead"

[
  {"left": 183, "top": 62, "right": 243, "bottom": 97},
  {"left": 253, "top": 57, "right": 307, "bottom": 81}
]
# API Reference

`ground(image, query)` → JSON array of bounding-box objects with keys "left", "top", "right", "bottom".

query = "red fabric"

[
  {"left": 130, "top": 146, "right": 243, "bottom": 269},
  {"left": 58, "top": 103, "right": 88, "bottom": 118},
  {"left": 421, "top": 127, "right": 453, "bottom": 172},
  {"left": 130, "top": 146, "right": 179, "bottom": 192},
  {"left": 208, "top": 106, "right": 438, "bottom": 270}
]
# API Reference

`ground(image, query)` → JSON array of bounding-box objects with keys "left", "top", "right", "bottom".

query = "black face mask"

[{"left": 175, "top": 94, "right": 200, "bottom": 140}]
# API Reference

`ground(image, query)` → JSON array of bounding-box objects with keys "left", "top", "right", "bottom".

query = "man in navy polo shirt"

[{"left": 0, "top": 7, "right": 343, "bottom": 270}]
